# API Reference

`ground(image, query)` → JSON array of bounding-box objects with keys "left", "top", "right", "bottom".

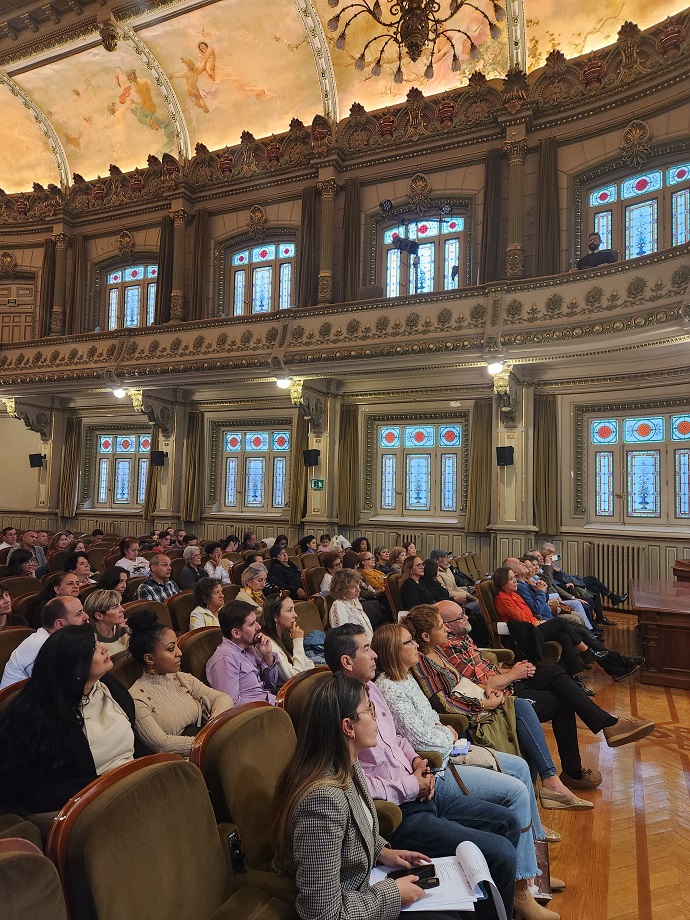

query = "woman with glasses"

[
  {"left": 272, "top": 671, "right": 460, "bottom": 920},
  {"left": 371, "top": 622, "right": 561, "bottom": 920}
]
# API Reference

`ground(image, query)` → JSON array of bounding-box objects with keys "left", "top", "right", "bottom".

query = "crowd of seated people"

[{"left": 0, "top": 524, "right": 659, "bottom": 920}]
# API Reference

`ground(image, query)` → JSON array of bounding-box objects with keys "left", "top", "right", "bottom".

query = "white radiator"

[{"left": 584, "top": 542, "right": 644, "bottom": 608}]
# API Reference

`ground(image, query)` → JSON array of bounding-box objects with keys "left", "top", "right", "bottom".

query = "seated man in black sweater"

[{"left": 576, "top": 232, "right": 618, "bottom": 270}]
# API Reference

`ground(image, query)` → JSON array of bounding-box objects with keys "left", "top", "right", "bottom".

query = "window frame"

[
  {"left": 92, "top": 252, "right": 159, "bottom": 332},
  {"left": 364, "top": 411, "right": 469, "bottom": 523},
  {"left": 81, "top": 425, "right": 153, "bottom": 512},
  {"left": 217, "top": 230, "right": 298, "bottom": 318}
]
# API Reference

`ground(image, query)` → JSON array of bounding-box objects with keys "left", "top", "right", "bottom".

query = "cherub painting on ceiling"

[
  {"left": 107, "top": 67, "right": 176, "bottom": 159},
  {"left": 171, "top": 42, "right": 221, "bottom": 114}
]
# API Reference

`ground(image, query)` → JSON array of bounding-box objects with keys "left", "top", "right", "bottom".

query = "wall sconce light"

[
  {"left": 276, "top": 378, "right": 291, "bottom": 389},
  {"left": 112, "top": 387, "right": 126, "bottom": 399},
  {"left": 487, "top": 361, "right": 504, "bottom": 376}
]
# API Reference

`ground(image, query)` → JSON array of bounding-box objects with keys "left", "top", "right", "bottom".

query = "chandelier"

[{"left": 327, "top": 0, "right": 505, "bottom": 82}]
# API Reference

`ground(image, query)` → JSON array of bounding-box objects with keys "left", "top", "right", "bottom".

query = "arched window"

[
  {"left": 104, "top": 263, "right": 158, "bottom": 330},
  {"left": 380, "top": 216, "right": 469, "bottom": 298},
  {"left": 225, "top": 241, "right": 297, "bottom": 315},
  {"left": 583, "top": 158, "right": 690, "bottom": 260}
]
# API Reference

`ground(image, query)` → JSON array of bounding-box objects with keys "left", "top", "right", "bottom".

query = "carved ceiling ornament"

[
  {"left": 116, "top": 230, "right": 134, "bottom": 262},
  {"left": 129, "top": 389, "right": 174, "bottom": 437},
  {"left": 3, "top": 397, "right": 53, "bottom": 440},
  {"left": 408, "top": 173, "right": 431, "bottom": 215},
  {"left": 0, "top": 251, "right": 17, "bottom": 275},
  {"left": 247, "top": 205, "right": 267, "bottom": 241},
  {"left": 98, "top": 20, "right": 119, "bottom": 52},
  {"left": 620, "top": 120, "right": 652, "bottom": 167}
]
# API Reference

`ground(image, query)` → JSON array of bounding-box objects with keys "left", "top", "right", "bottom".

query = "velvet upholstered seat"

[
  {"left": 476, "top": 578, "right": 562, "bottom": 668},
  {"left": 0, "top": 837, "right": 68, "bottom": 920},
  {"left": 178, "top": 626, "right": 222, "bottom": 683}
]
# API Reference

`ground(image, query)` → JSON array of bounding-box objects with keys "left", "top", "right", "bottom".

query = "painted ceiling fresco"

[{"left": 0, "top": 0, "right": 686, "bottom": 192}]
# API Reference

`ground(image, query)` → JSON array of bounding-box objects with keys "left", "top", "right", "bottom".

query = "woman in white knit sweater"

[
  {"left": 127, "top": 610, "right": 232, "bottom": 758},
  {"left": 327, "top": 568, "right": 373, "bottom": 639},
  {"left": 260, "top": 594, "right": 314, "bottom": 687}
]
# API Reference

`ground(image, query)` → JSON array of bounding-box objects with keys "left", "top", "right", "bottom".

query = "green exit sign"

[{"left": 311, "top": 479, "right": 325, "bottom": 490}]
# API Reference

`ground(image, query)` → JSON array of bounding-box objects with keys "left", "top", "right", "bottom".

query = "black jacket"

[
  {"left": 0, "top": 673, "right": 147, "bottom": 816},
  {"left": 268, "top": 560, "right": 303, "bottom": 599},
  {"left": 400, "top": 577, "right": 450, "bottom": 610},
  {"left": 177, "top": 564, "right": 203, "bottom": 591}
]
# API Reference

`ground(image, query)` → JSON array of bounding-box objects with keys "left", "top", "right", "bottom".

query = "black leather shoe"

[
  {"left": 591, "top": 649, "right": 609, "bottom": 660},
  {"left": 609, "top": 594, "right": 628, "bottom": 607},
  {"left": 574, "top": 675, "right": 596, "bottom": 696},
  {"left": 599, "top": 616, "right": 617, "bottom": 626}
]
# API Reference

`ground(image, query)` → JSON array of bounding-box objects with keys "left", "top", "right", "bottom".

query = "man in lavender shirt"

[
  {"left": 324, "top": 623, "right": 518, "bottom": 920},
  {"left": 206, "top": 600, "right": 279, "bottom": 706}
]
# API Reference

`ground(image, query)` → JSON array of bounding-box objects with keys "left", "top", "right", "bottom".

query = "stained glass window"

[
  {"left": 225, "top": 458, "right": 238, "bottom": 507},
  {"left": 666, "top": 164, "right": 690, "bottom": 186},
  {"left": 252, "top": 267, "right": 272, "bottom": 313},
  {"left": 379, "top": 426, "right": 401, "bottom": 448},
  {"left": 116, "top": 436, "right": 136, "bottom": 452},
  {"left": 232, "top": 250, "right": 249, "bottom": 266},
  {"left": 627, "top": 451, "right": 661, "bottom": 517},
  {"left": 272, "top": 431, "right": 290, "bottom": 451},
  {"left": 625, "top": 200, "right": 658, "bottom": 259},
  {"left": 381, "top": 455, "right": 397, "bottom": 509},
  {"left": 251, "top": 245, "right": 276, "bottom": 262},
  {"left": 107, "top": 270, "right": 122, "bottom": 284},
  {"left": 415, "top": 220, "right": 439, "bottom": 239},
  {"left": 444, "top": 239, "right": 460, "bottom": 290},
  {"left": 114, "top": 459, "right": 131, "bottom": 504},
  {"left": 99, "top": 436, "right": 113, "bottom": 453},
  {"left": 233, "top": 270, "right": 246, "bottom": 315},
  {"left": 97, "top": 459, "right": 109, "bottom": 503},
  {"left": 406, "top": 454, "right": 431, "bottom": 511},
  {"left": 412, "top": 243, "right": 435, "bottom": 294},
  {"left": 589, "top": 185, "right": 617, "bottom": 207},
  {"left": 146, "top": 283, "right": 156, "bottom": 326},
  {"left": 594, "top": 212, "right": 612, "bottom": 251},
  {"left": 440, "top": 454, "right": 457, "bottom": 512},
  {"left": 137, "top": 459, "right": 149, "bottom": 505},
  {"left": 124, "top": 287, "right": 141, "bottom": 327},
  {"left": 621, "top": 171, "right": 662, "bottom": 200},
  {"left": 404, "top": 426, "right": 435, "bottom": 448},
  {"left": 623, "top": 417, "right": 664, "bottom": 443},
  {"left": 672, "top": 189, "right": 689, "bottom": 247},
  {"left": 675, "top": 450, "right": 690, "bottom": 518},
  {"left": 138, "top": 435, "right": 151, "bottom": 452},
  {"left": 671, "top": 415, "right": 690, "bottom": 441},
  {"left": 245, "top": 458, "right": 265, "bottom": 506},
  {"left": 590, "top": 419, "right": 618, "bottom": 444},
  {"left": 442, "top": 218, "right": 465, "bottom": 233},
  {"left": 595, "top": 452, "right": 614, "bottom": 516},
  {"left": 123, "top": 266, "right": 144, "bottom": 282},
  {"left": 273, "top": 458, "right": 286, "bottom": 507},
  {"left": 439, "top": 425, "right": 462, "bottom": 447},
  {"left": 386, "top": 249, "right": 401, "bottom": 298},
  {"left": 225, "top": 432, "right": 242, "bottom": 451},
  {"left": 245, "top": 431, "right": 269, "bottom": 452},
  {"left": 278, "top": 243, "right": 296, "bottom": 258},
  {"left": 146, "top": 265, "right": 158, "bottom": 279},
  {"left": 383, "top": 225, "right": 407, "bottom": 245},
  {"left": 108, "top": 290, "right": 118, "bottom": 331},
  {"left": 279, "top": 263, "right": 292, "bottom": 309}
]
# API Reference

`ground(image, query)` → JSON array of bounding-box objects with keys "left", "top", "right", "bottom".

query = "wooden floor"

[{"left": 540, "top": 612, "right": 690, "bottom": 920}]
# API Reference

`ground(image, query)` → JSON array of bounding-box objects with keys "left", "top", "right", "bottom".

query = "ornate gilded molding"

[
  {"left": 247, "top": 205, "right": 267, "bottom": 241},
  {"left": 3, "top": 397, "right": 53, "bottom": 440},
  {"left": 0, "top": 71, "right": 69, "bottom": 187},
  {"left": 291, "top": 0, "right": 338, "bottom": 123},
  {"left": 620, "top": 119, "right": 652, "bottom": 167}
]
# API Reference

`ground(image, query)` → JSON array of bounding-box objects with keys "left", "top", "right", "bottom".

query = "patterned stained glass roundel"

[
  {"left": 439, "top": 425, "right": 462, "bottom": 447},
  {"left": 590, "top": 420, "right": 618, "bottom": 444},
  {"left": 225, "top": 432, "right": 242, "bottom": 451},
  {"left": 671, "top": 415, "right": 690, "bottom": 440},
  {"left": 589, "top": 185, "right": 617, "bottom": 207},
  {"left": 668, "top": 164, "right": 690, "bottom": 186},
  {"left": 272, "top": 431, "right": 291, "bottom": 451},
  {"left": 623, "top": 416, "right": 665, "bottom": 443},
  {"left": 379, "top": 426, "right": 401, "bottom": 449}
]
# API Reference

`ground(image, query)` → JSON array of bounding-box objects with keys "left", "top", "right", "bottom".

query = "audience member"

[
  {"left": 272, "top": 672, "right": 457, "bottom": 920},
  {"left": 399, "top": 557, "right": 450, "bottom": 610},
  {"left": 99, "top": 566, "right": 129, "bottom": 595},
  {"left": 136, "top": 555, "right": 180, "bottom": 603},
  {"left": 189, "top": 577, "right": 224, "bottom": 629},
  {"left": 0, "top": 587, "right": 29, "bottom": 627},
  {"left": 319, "top": 550, "right": 342, "bottom": 594},
  {"left": 359, "top": 550, "right": 387, "bottom": 595},
  {"left": 0, "top": 624, "right": 140, "bottom": 814},
  {"left": 177, "top": 545, "right": 204, "bottom": 590},
  {"left": 540, "top": 543, "right": 626, "bottom": 627},
  {"left": 36, "top": 531, "right": 50, "bottom": 550},
  {"left": 267, "top": 544, "right": 307, "bottom": 600},
  {"left": 318, "top": 534, "right": 332, "bottom": 551},
  {"left": 47, "top": 531, "right": 72, "bottom": 558},
  {"left": 329, "top": 568, "right": 374, "bottom": 638},
  {"left": 90, "top": 529, "right": 105, "bottom": 545},
  {"left": 206, "top": 600, "right": 279, "bottom": 705},
  {"left": 172, "top": 528, "right": 186, "bottom": 549},
  {"left": 181, "top": 534, "right": 199, "bottom": 547},
  {"left": 63, "top": 550, "right": 97, "bottom": 586},
  {"left": 273, "top": 534, "right": 289, "bottom": 550},
  {"left": 0, "top": 526, "right": 17, "bottom": 550},
  {"left": 127, "top": 610, "right": 232, "bottom": 757},
  {"left": 1, "top": 595, "right": 89, "bottom": 689},
  {"left": 429, "top": 550, "right": 469, "bottom": 603},
  {"left": 576, "top": 232, "right": 617, "bottom": 270},
  {"left": 151, "top": 533, "right": 172, "bottom": 555},
  {"left": 115, "top": 538, "right": 150, "bottom": 577},
  {"left": 389, "top": 546, "right": 407, "bottom": 574},
  {"left": 203, "top": 542, "right": 231, "bottom": 584},
  {"left": 240, "top": 531, "right": 258, "bottom": 552},
  {"left": 84, "top": 589, "right": 130, "bottom": 654},
  {"left": 235, "top": 562, "right": 269, "bottom": 612},
  {"left": 7, "top": 530, "right": 48, "bottom": 576},
  {"left": 260, "top": 594, "right": 315, "bottom": 686},
  {"left": 222, "top": 534, "right": 241, "bottom": 554},
  {"left": 350, "top": 537, "right": 371, "bottom": 554},
  {"left": 403, "top": 541, "right": 417, "bottom": 558},
  {"left": 374, "top": 546, "right": 392, "bottom": 575},
  {"left": 7, "top": 548, "right": 39, "bottom": 578},
  {"left": 299, "top": 535, "right": 317, "bottom": 554}
]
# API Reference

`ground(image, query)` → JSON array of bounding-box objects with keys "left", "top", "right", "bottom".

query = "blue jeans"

[
  {"left": 454, "top": 761, "right": 540, "bottom": 880},
  {"left": 387, "top": 771, "right": 518, "bottom": 919},
  {"left": 513, "top": 696, "right": 558, "bottom": 782}
]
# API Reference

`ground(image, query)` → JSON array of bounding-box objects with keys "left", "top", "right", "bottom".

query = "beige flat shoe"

[{"left": 539, "top": 788, "right": 593, "bottom": 810}]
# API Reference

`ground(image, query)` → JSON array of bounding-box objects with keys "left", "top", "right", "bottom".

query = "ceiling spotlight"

[
  {"left": 113, "top": 387, "right": 126, "bottom": 399},
  {"left": 487, "top": 362, "right": 504, "bottom": 376},
  {"left": 276, "top": 378, "right": 291, "bottom": 389}
]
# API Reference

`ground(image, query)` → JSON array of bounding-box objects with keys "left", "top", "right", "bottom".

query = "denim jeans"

[
  {"left": 453, "top": 760, "right": 540, "bottom": 880},
  {"left": 387, "top": 771, "right": 518, "bottom": 918},
  {"left": 513, "top": 696, "right": 558, "bottom": 782}
]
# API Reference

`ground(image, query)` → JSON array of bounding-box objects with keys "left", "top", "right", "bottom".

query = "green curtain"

[
  {"left": 340, "top": 178, "right": 361, "bottom": 301},
  {"left": 38, "top": 237, "right": 55, "bottom": 339},
  {"left": 289, "top": 413, "right": 308, "bottom": 527},
  {"left": 296, "top": 186, "right": 318, "bottom": 308},
  {"left": 189, "top": 209, "right": 208, "bottom": 322},
  {"left": 142, "top": 427, "right": 160, "bottom": 522},
  {"left": 533, "top": 394, "right": 560, "bottom": 535},
  {"left": 154, "top": 216, "right": 174, "bottom": 324},
  {"left": 65, "top": 233, "right": 85, "bottom": 335},
  {"left": 181, "top": 411, "right": 203, "bottom": 523},
  {"left": 58, "top": 415, "right": 82, "bottom": 519},
  {"left": 337, "top": 403, "right": 359, "bottom": 527},
  {"left": 465, "top": 397, "right": 493, "bottom": 532},
  {"left": 478, "top": 149, "right": 501, "bottom": 284},
  {"left": 534, "top": 138, "right": 561, "bottom": 277}
]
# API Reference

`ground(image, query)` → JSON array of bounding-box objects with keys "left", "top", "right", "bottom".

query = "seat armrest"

[
  {"left": 374, "top": 801, "right": 403, "bottom": 836},
  {"left": 416, "top": 750, "right": 443, "bottom": 768},
  {"left": 480, "top": 649, "right": 515, "bottom": 667},
  {"left": 439, "top": 713, "right": 469, "bottom": 734}
]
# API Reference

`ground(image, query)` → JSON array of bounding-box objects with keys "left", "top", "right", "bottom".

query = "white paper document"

[{"left": 370, "top": 840, "right": 508, "bottom": 917}]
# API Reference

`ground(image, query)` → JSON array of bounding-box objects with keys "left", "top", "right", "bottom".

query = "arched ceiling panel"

[
  {"left": 524, "top": 0, "right": 689, "bottom": 70},
  {"left": 16, "top": 42, "right": 179, "bottom": 181},
  {"left": 311, "top": 0, "right": 510, "bottom": 115},
  {"left": 0, "top": 79, "right": 63, "bottom": 192},
  {"left": 141, "top": 0, "right": 324, "bottom": 152}
]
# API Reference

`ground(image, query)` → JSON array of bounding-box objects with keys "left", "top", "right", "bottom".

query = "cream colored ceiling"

[{"left": 0, "top": 0, "right": 686, "bottom": 192}]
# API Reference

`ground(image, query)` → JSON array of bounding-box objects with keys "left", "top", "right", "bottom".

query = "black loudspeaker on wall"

[
  {"left": 303, "top": 449, "right": 321, "bottom": 468},
  {"left": 150, "top": 451, "right": 166, "bottom": 467},
  {"left": 28, "top": 453, "right": 45, "bottom": 469},
  {"left": 496, "top": 446, "right": 515, "bottom": 466}
]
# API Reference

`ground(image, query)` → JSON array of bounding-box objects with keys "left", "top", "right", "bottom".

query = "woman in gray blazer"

[{"left": 272, "top": 672, "right": 463, "bottom": 920}]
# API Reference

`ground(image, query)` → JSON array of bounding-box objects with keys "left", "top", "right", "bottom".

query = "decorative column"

[
  {"left": 169, "top": 208, "right": 188, "bottom": 323},
  {"left": 316, "top": 178, "right": 339, "bottom": 305},
  {"left": 503, "top": 133, "right": 528, "bottom": 279},
  {"left": 50, "top": 233, "right": 69, "bottom": 335}
]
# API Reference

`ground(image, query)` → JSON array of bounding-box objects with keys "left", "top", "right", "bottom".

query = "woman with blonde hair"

[
  {"left": 84, "top": 589, "right": 130, "bottom": 655},
  {"left": 235, "top": 561, "right": 269, "bottom": 612},
  {"left": 328, "top": 568, "right": 374, "bottom": 638}
]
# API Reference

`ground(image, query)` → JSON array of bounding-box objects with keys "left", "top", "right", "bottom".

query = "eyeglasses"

[
  {"left": 444, "top": 614, "right": 468, "bottom": 624},
  {"left": 355, "top": 700, "right": 377, "bottom": 720}
]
